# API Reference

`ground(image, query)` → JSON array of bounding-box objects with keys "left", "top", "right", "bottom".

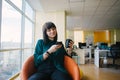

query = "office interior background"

[{"left": 0, "top": 0, "right": 120, "bottom": 80}]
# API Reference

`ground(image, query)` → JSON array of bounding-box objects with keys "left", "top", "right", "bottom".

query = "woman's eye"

[
  {"left": 52, "top": 28, "right": 55, "bottom": 31},
  {"left": 47, "top": 28, "right": 56, "bottom": 32}
]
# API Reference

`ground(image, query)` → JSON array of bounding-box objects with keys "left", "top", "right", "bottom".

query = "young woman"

[{"left": 28, "top": 22, "right": 73, "bottom": 80}]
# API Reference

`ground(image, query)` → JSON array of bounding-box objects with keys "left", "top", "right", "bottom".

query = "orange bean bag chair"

[{"left": 20, "top": 55, "right": 81, "bottom": 80}]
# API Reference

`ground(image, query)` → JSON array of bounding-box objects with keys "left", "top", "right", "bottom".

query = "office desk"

[
  {"left": 73, "top": 48, "right": 94, "bottom": 64},
  {"left": 94, "top": 49, "right": 110, "bottom": 67},
  {"left": 73, "top": 49, "right": 85, "bottom": 64}
]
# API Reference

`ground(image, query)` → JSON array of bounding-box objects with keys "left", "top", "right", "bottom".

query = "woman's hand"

[
  {"left": 68, "top": 41, "right": 74, "bottom": 48},
  {"left": 43, "top": 44, "right": 62, "bottom": 60},
  {"left": 47, "top": 44, "right": 62, "bottom": 54},
  {"left": 66, "top": 41, "right": 74, "bottom": 56}
]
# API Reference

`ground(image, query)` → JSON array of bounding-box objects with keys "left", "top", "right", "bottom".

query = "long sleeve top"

[{"left": 34, "top": 39, "right": 68, "bottom": 73}]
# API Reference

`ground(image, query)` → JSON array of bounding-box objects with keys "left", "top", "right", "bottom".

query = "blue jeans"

[{"left": 28, "top": 69, "right": 72, "bottom": 80}]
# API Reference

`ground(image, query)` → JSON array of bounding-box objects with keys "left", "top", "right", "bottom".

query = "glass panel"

[
  {"left": 10, "top": 0, "right": 22, "bottom": 10},
  {"left": 25, "top": 1, "right": 34, "bottom": 20},
  {"left": 24, "top": 18, "right": 33, "bottom": 48},
  {"left": 1, "top": 1, "right": 21, "bottom": 49},
  {"left": 0, "top": 51, "right": 21, "bottom": 80},
  {"left": 22, "top": 49, "right": 34, "bottom": 64}
]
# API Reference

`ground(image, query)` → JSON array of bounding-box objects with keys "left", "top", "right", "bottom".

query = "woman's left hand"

[
  {"left": 68, "top": 41, "right": 74, "bottom": 48},
  {"left": 66, "top": 41, "right": 74, "bottom": 56}
]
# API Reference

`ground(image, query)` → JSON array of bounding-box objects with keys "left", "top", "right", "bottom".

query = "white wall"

[
  {"left": 35, "top": 11, "right": 66, "bottom": 44},
  {"left": 74, "top": 30, "right": 84, "bottom": 47},
  {"left": 66, "top": 30, "right": 74, "bottom": 40}
]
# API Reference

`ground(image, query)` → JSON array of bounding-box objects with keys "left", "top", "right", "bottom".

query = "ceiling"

[{"left": 27, "top": 0, "right": 120, "bottom": 30}]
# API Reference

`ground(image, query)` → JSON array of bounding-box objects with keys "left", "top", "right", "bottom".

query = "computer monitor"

[
  {"left": 99, "top": 42, "right": 108, "bottom": 49},
  {"left": 116, "top": 42, "right": 120, "bottom": 45},
  {"left": 78, "top": 42, "right": 86, "bottom": 49}
]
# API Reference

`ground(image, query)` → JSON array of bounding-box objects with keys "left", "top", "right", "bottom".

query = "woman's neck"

[{"left": 49, "top": 37, "right": 54, "bottom": 41}]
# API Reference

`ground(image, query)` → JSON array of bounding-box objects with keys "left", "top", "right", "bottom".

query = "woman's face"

[{"left": 46, "top": 27, "right": 57, "bottom": 40}]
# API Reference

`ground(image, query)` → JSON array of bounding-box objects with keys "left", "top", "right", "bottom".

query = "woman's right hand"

[{"left": 47, "top": 44, "right": 62, "bottom": 54}]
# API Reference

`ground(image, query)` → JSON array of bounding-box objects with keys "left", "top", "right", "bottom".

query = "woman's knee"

[{"left": 51, "top": 70, "right": 72, "bottom": 80}]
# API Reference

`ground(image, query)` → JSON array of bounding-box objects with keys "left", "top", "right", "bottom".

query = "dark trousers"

[{"left": 28, "top": 69, "right": 72, "bottom": 80}]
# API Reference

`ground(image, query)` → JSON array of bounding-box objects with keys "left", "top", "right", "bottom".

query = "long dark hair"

[{"left": 42, "top": 22, "right": 58, "bottom": 44}]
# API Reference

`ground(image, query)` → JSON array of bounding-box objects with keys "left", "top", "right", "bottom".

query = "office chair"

[
  {"left": 20, "top": 55, "right": 81, "bottom": 80},
  {"left": 109, "top": 44, "right": 120, "bottom": 69}
]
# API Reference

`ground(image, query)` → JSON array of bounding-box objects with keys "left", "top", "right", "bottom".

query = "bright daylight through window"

[{"left": 0, "top": 0, "right": 35, "bottom": 79}]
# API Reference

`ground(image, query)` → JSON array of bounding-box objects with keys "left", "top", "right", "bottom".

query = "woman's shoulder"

[
  {"left": 38, "top": 39, "right": 43, "bottom": 42},
  {"left": 37, "top": 39, "right": 44, "bottom": 44}
]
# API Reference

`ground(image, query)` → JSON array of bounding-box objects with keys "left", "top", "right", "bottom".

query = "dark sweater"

[{"left": 34, "top": 39, "right": 67, "bottom": 73}]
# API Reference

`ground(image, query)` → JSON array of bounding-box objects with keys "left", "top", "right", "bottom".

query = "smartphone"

[{"left": 56, "top": 42, "right": 62, "bottom": 45}]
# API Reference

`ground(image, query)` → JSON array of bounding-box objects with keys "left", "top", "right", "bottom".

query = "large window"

[
  {"left": 1, "top": 1, "right": 21, "bottom": 49},
  {"left": 0, "top": 51, "right": 21, "bottom": 79},
  {"left": 25, "top": 1, "right": 34, "bottom": 20},
  {"left": 0, "top": 0, "right": 35, "bottom": 79},
  {"left": 24, "top": 18, "right": 33, "bottom": 48},
  {"left": 10, "top": 0, "right": 22, "bottom": 10}
]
